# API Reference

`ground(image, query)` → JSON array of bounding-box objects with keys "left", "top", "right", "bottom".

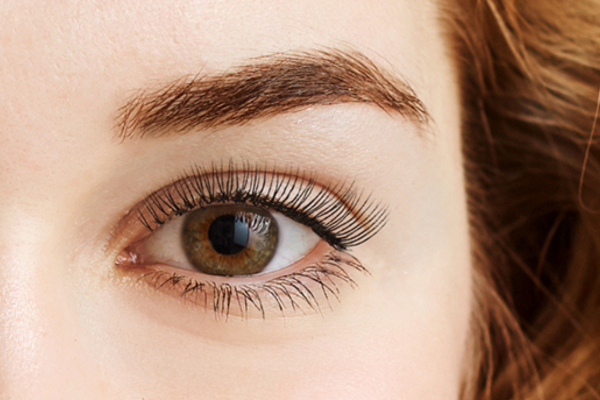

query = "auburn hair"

[{"left": 442, "top": 0, "right": 600, "bottom": 399}]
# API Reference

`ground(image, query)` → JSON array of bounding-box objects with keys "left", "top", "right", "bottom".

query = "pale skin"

[{"left": 0, "top": 0, "right": 471, "bottom": 399}]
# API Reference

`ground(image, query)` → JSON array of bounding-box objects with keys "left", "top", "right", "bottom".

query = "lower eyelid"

[{"left": 116, "top": 245, "right": 368, "bottom": 320}]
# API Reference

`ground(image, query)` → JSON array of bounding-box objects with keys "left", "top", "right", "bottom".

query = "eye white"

[{"left": 138, "top": 208, "right": 321, "bottom": 275}]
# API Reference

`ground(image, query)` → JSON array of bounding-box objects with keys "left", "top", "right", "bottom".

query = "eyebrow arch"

[{"left": 116, "top": 48, "right": 431, "bottom": 139}]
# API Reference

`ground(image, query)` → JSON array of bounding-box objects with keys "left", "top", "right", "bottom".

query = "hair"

[{"left": 441, "top": 1, "right": 600, "bottom": 399}]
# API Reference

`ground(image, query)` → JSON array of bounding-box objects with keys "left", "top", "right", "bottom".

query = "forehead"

[
  {"left": 0, "top": 0, "right": 444, "bottom": 101},
  {"left": 2, "top": 0, "right": 436, "bottom": 61}
]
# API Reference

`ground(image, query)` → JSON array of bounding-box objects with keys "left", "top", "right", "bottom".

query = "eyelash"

[
  {"left": 138, "top": 162, "right": 388, "bottom": 250},
  {"left": 138, "top": 251, "right": 367, "bottom": 320},
  {"left": 121, "top": 162, "right": 388, "bottom": 319}
]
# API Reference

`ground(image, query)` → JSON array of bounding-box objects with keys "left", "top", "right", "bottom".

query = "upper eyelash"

[{"left": 136, "top": 161, "right": 388, "bottom": 250}]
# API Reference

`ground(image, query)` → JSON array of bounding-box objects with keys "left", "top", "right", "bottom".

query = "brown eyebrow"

[{"left": 116, "top": 48, "right": 431, "bottom": 139}]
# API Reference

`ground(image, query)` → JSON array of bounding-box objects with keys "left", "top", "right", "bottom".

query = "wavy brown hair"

[{"left": 442, "top": 0, "right": 600, "bottom": 399}]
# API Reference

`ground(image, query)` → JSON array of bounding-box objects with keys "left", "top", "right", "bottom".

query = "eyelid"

[{"left": 131, "top": 163, "right": 388, "bottom": 251}]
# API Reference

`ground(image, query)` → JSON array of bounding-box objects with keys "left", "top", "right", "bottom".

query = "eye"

[
  {"left": 132, "top": 204, "right": 320, "bottom": 278},
  {"left": 115, "top": 164, "right": 388, "bottom": 319}
]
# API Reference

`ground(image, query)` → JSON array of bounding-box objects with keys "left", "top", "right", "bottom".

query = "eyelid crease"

[{"left": 134, "top": 161, "right": 389, "bottom": 251}]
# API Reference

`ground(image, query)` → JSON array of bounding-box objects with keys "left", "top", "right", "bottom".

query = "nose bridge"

[
  {"left": 0, "top": 118, "right": 111, "bottom": 397},
  {"left": 0, "top": 224, "right": 55, "bottom": 397},
  {"left": 0, "top": 217, "right": 91, "bottom": 399},
  {"left": 0, "top": 256, "right": 39, "bottom": 397}
]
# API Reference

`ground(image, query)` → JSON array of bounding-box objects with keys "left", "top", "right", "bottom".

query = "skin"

[{"left": 0, "top": 0, "right": 471, "bottom": 399}]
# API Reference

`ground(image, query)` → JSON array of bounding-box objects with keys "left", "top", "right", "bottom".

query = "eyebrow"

[{"left": 116, "top": 48, "right": 431, "bottom": 139}]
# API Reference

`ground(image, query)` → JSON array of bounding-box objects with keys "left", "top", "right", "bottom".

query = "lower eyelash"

[{"left": 133, "top": 250, "right": 368, "bottom": 320}]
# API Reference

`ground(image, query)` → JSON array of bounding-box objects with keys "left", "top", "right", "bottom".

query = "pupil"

[{"left": 208, "top": 214, "right": 249, "bottom": 255}]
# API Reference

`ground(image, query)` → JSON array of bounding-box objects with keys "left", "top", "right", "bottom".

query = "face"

[{"left": 0, "top": 0, "right": 471, "bottom": 399}]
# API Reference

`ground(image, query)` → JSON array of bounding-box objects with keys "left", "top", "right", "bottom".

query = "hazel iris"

[{"left": 181, "top": 204, "right": 279, "bottom": 276}]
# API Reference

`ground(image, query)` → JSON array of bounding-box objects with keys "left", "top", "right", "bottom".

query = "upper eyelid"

[{"left": 133, "top": 163, "right": 389, "bottom": 250}]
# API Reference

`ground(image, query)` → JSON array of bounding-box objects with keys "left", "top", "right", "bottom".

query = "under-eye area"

[{"left": 115, "top": 162, "right": 388, "bottom": 319}]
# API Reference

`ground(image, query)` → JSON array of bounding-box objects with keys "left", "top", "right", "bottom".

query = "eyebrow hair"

[{"left": 116, "top": 48, "right": 431, "bottom": 139}]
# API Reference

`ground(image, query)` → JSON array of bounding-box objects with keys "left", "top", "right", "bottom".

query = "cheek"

[
  {"left": 283, "top": 299, "right": 470, "bottom": 400},
  {"left": 80, "top": 241, "right": 471, "bottom": 400}
]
